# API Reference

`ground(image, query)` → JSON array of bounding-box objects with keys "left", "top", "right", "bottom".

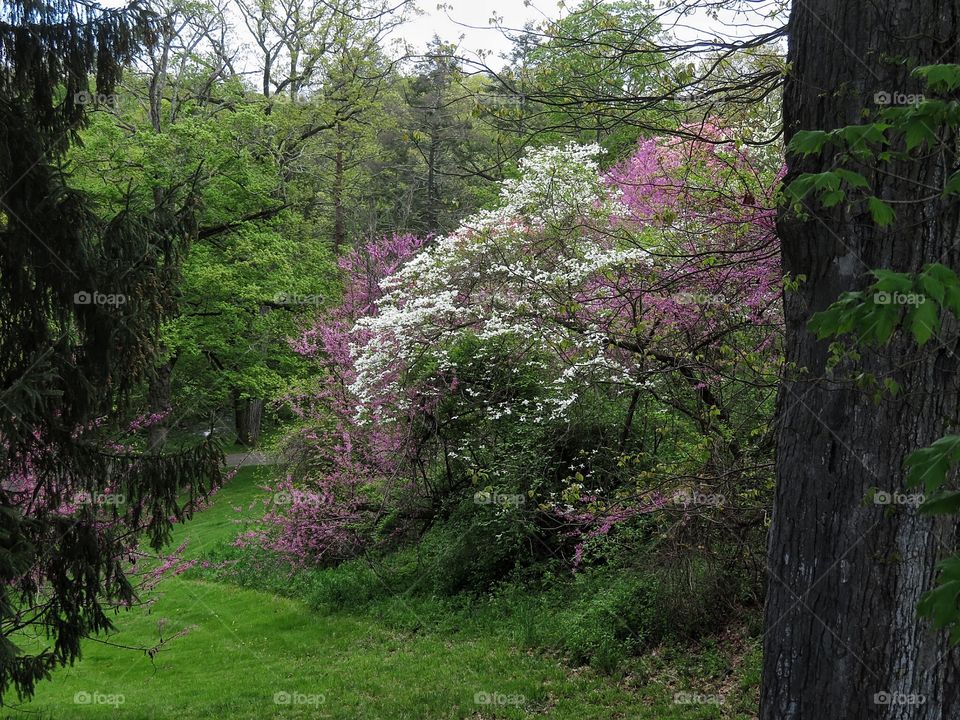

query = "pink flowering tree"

[
  {"left": 248, "top": 234, "right": 427, "bottom": 565},
  {"left": 3, "top": 413, "right": 222, "bottom": 584},
  {"left": 269, "top": 133, "right": 782, "bottom": 571}
]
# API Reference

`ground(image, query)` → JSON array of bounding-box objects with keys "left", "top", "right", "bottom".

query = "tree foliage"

[{"left": 0, "top": 0, "right": 225, "bottom": 700}]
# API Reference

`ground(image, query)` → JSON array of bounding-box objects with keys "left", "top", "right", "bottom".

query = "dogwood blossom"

[{"left": 271, "top": 133, "right": 782, "bottom": 565}]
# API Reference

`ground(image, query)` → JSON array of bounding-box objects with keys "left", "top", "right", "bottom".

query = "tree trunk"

[
  {"left": 762, "top": 2, "right": 960, "bottom": 719},
  {"left": 147, "top": 31, "right": 170, "bottom": 134},
  {"left": 426, "top": 138, "right": 438, "bottom": 229},
  {"left": 234, "top": 391, "right": 264, "bottom": 447},
  {"left": 426, "top": 111, "right": 440, "bottom": 230},
  {"left": 333, "top": 122, "right": 346, "bottom": 252},
  {"left": 262, "top": 57, "right": 272, "bottom": 99}
]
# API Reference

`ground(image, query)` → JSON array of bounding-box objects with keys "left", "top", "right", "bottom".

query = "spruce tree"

[{"left": 0, "top": 0, "right": 221, "bottom": 700}]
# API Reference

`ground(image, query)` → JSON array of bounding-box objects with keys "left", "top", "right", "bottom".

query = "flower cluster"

[{"left": 268, "top": 134, "right": 782, "bottom": 565}]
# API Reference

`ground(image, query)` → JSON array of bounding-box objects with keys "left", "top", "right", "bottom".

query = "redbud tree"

[{"left": 265, "top": 130, "right": 782, "bottom": 572}]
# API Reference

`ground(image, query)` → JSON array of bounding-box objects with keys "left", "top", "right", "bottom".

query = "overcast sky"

[
  {"left": 397, "top": 0, "right": 783, "bottom": 63},
  {"left": 98, "top": 0, "right": 784, "bottom": 78},
  {"left": 397, "top": 0, "right": 557, "bottom": 61}
]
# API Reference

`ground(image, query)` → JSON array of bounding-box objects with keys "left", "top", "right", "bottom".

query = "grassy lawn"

[{"left": 11, "top": 467, "right": 752, "bottom": 720}]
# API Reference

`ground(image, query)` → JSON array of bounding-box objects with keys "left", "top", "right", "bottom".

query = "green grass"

[
  {"left": 172, "top": 464, "right": 274, "bottom": 557},
  {"left": 12, "top": 466, "right": 758, "bottom": 719}
]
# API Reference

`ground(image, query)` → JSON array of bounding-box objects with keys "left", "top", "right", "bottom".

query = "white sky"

[
  {"left": 398, "top": 0, "right": 559, "bottom": 61},
  {"left": 397, "top": 0, "right": 784, "bottom": 63},
  {"left": 96, "top": 0, "right": 784, "bottom": 75}
]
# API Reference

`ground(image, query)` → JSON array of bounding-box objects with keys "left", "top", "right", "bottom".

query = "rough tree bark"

[{"left": 762, "top": 2, "right": 960, "bottom": 718}]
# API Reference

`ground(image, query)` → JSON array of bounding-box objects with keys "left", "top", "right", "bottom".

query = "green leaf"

[
  {"left": 811, "top": 172, "right": 842, "bottom": 193},
  {"left": 866, "top": 196, "right": 895, "bottom": 226},
  {"left": 833, "top": 168, "right": 870, "bottom": 190},
  {"left": 945, "top": 171, "right": 960, "bottom": 196},
  {"left": 807, "top": 292, "right": 863, "bottom": 339},
  {"left": 832, "top": 123, "right": 890, "bottom": 155},
  {"left": 784, "top": 175, "right": 815, "bottom": 203},
  {"left": 905, "top": 435, "right": 960, "bottom": 493},
  {"left": 785, "top": 172, "right": 854, "bottom": 210},
  {"left": 918, "top": 577, "right": 960, "bottom": 629},
  {"left": 821, "top": 189, "right": 845, "bottom": 207},
  {"left": 908, "top": 299, "right": 939, "bottom": 345},
  {"left": 787, "top": 130, "right": 831, "bottom": 155},
  {"left": 919, "top": 271, "right": 946, "bottom": 304},
  {"left": 904, "top": 118, "right": 938, "bottom": 150},
  {"left": 918, "top": 553, "right": 960, "bottom": 638},
  {"left": 870, "top": 268, "right": 913, "bottom": 293},
  {"left": 920, "top": 491, "right": 960, "bottom": 515},
  {"left": 913, "top": 64, "right": 960, "bottom": 92},
  {"left": 863, "top": 304, "right": 899, "bottom": 344},
  {"left": 924, "top": 264, "right": 960, "bottom": 317}
]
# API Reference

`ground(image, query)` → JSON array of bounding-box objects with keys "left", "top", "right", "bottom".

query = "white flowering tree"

[
  {"left": 352, "top": 138, "right": 780, "bottom": 437},
  {"left": 274, "top": 134, "right": 782, "bottom": 572}
]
